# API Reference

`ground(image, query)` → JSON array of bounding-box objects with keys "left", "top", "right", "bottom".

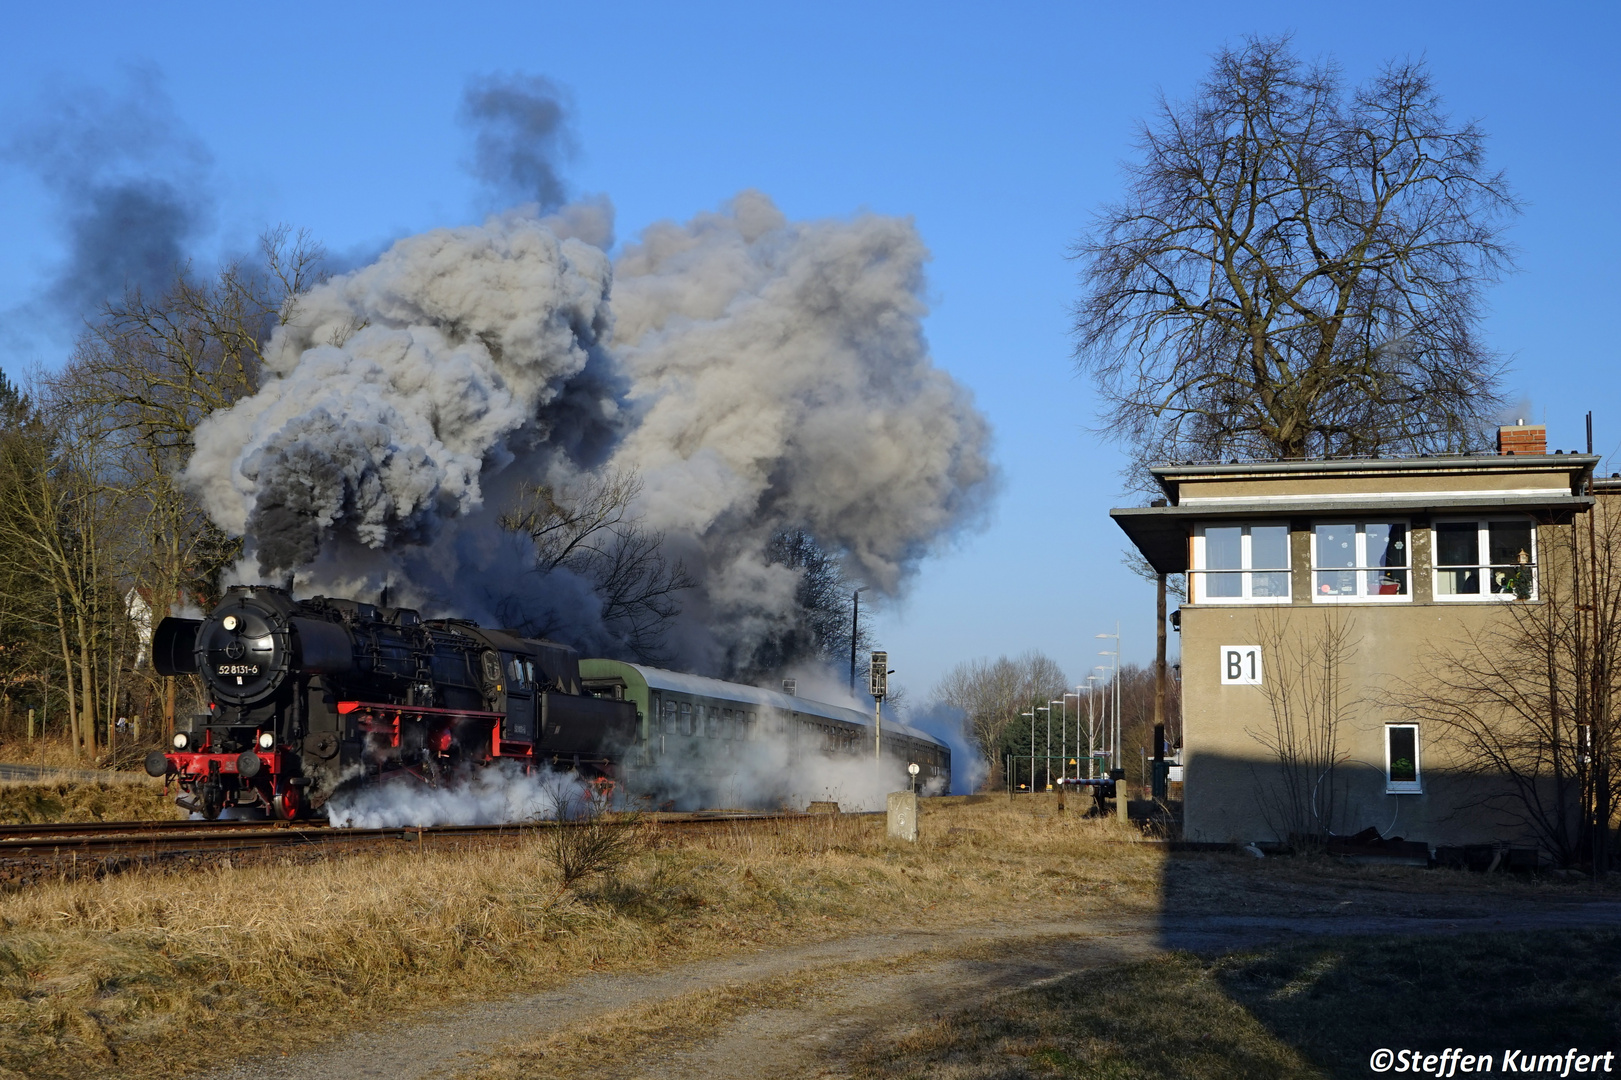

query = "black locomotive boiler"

[{"left": 147, "top": 586, "right": 638, "bottom": 819}]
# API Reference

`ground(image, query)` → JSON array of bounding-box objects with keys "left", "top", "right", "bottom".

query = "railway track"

[{"left": 0, "top": 811, "right": 824, "bottom": 860}]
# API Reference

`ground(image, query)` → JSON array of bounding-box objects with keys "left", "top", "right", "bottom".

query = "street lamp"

[
  {"left": 1018, "top": 710, "right": 1034, "bottom": 791},
  {"left": 1048, "top": 699, "right": 1063, "bottom": 790},
  {"left": 1071, "top": 686, "right": 1086, "bottom": 781},
  {"left": 1093, "top": 666, "right": 1113, "bottom": 774},
  {"left": 1098, "top": 624, "right": 1121, "bottom": 770},
  {"left": 1085, "top": 675, "right": 1098, "bottom": 778},
  {"left": 1034, "top": 706, "right": 1049, "bottom": 791},
  {"left": 1059, "top": 693, "right": 1078, "bottom": 784}
]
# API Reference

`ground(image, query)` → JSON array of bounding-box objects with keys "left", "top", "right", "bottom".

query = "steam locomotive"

[{"left": 147, "top": 585, "right": 637, "bottom": 819}]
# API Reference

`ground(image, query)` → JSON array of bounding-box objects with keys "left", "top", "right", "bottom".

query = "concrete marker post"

[{"left": 887, "top": 790, "right": 918, "bottom": 842}]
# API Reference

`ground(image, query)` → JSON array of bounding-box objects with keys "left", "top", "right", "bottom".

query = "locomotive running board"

[{"left": 336, "top": 702, "right": 505, "bottom": 720}]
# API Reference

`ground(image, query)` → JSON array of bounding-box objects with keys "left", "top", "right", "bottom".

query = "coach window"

[
  {"left": 1386, "top": 724, "right": 1422, "bottom": 793},
  {"left": 1191, "top": 524, "right": 1291, "bottom": 603},
  {"left": 1434, "top": 518, "right": 1536, "bottom": 600},
  {"left": 704, "top": 705, "right": 719, "bottom": 738},
  {"left": 679, "top": 702, "right": 693, "bottom": 736},
  {"left": 1312, "top": 521, "right": 1409, "bottom": 601},
  {"left": 661, "top": 699, "right": 676, "bottom": 735}
]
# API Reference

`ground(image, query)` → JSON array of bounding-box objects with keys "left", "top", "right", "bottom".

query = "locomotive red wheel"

[{"left": 272, "top": 786, "right": 302, "bottom": 821}]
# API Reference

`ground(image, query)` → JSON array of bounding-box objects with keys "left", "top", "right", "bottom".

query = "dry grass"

[
  {"left": 0, "top": 735, "right": 88, "bottom": 770},
  {"left": 0, "top": 732, "right": 174, "bottom": 777},
  {"left": 0, "top": 776, "right": 178, "bottom": 825},
  {"left": 0, "top": 795, "right": 1604, "bottom": 1079},
  {"left": 0, "top": 798, "right": 1156, "bottom": 1078}
]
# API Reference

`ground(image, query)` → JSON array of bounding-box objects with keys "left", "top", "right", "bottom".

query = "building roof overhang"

[
  {"left": 1112, "top": 491, "right": 1596, "bottom": 576},
  {"left": 1150, "top": 453, "right": 1599, "bottom": 501}
]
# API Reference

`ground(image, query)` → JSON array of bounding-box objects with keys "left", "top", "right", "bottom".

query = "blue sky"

[{"left": 3, "top": 1, "right": 1618, "bottom": 702}]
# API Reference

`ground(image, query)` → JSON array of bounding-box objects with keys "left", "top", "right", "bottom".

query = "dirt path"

[{"left": 198, "top": 896, "right": 1621, "bottom": 1080}]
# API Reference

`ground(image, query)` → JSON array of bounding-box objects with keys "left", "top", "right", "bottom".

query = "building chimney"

[{"left": 1497, "top": 423, "right": 1546, "bottom": 456}]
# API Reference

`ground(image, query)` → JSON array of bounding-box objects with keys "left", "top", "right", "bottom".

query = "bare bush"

[
  {"left": 545, "top": 778, "right": 643, "bottom": 891},
  {"left": 1248, "top": 611, "right": 1359, "bottom": 847},
  {"left": 1390, "top": 502, "right": 1620, "bottom": 870}
]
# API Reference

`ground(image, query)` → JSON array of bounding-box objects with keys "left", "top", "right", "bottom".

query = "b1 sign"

[{"left": 1220, "top": 645, "right": 1262, "bottom": 686}]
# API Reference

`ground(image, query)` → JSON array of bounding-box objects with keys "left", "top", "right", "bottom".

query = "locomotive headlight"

[
  {"left": 258, "top": 731, "right": 275, "bottom": 750},
  {"left": 173, "top": 732, "right": 189, "bottom": 750},
  {"left": 223, "top": 615, "right": 238, "bottom": 631}
]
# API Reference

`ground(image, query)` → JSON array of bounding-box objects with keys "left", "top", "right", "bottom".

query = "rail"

[{"left": 0, "top": 810, "right": 849, "bottom": 861}]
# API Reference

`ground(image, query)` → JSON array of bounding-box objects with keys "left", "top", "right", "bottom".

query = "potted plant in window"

[{"left": 1495, "top": 549, "right": 1533, "bottom": 600}]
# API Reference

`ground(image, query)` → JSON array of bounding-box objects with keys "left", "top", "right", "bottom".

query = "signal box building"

[{"left": 1112, "top": 426, "right": 1599, "bottom": 849}]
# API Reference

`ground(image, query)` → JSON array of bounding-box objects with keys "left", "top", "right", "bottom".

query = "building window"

[
  {"left": 1433, "top": 519, "right": 1536, "bottom": 600},
  {"left": 1312, "top": 521, "right": 1409, "bottom": 601},
  {"left": 1386, "top": 724, "right": 1422, "bottom": 793},
  {"left": 1192, "top": 524, "right": 1291, "bottom": 603}
]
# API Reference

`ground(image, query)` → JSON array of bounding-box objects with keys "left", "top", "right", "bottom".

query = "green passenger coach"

[{"left": 578, "top": 659, "right": 951, "bottom": 809}]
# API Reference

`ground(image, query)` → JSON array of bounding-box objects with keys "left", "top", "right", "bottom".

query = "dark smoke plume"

[
  {"left": 4, "top": 67, "right": 212, "bottom": 323},
  {"left": 461, "top": 74, "right": 576, "bottom": 213},
  {"left": 188, "top": 192, "right": 997, "bottom": 678}
]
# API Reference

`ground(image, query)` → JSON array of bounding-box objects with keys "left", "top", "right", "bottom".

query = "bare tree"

[
  {"left": 738, "top": 529, "right": 872, "bottom": 679},
  {"left": 50, "top": 228, "right": 325, "bottom": 740},
  {"left": 1073, "top": 36, "right": 1516, "bottom": 475},
  {"left": 1247, "top": 610, "right": 1359, "bottom": 847},
  {"left": 0, "top": 383, "right": 124, "bottom": 758},
  {"left": 1391, "top": 505, "right": 1619, "bottom": 871},
  {"left": 500, "top": 470, "right": 694, "bottom": 662},
  {"left": 0, "top": 372, "right": 62, "bottom": 742},
  {"left": 934, "top": 650, "right": 1069, "bottom": 787}
]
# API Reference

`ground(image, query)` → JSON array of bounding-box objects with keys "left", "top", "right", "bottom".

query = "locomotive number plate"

[{"left": 217, "top": 664, "right": 261, "bottom": 676}]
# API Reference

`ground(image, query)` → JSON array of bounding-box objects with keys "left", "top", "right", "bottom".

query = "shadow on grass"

[
  {"left": 849, "top": 833, "right": 1621, "bottom": 1080},
  {"left": 851, "top": 929, "right": 1621, "bottom": 1079}
]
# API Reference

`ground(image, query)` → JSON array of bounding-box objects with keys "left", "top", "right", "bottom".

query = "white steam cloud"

[
  {"left": 186, "top": 191, "right": 994, "bottom": 675},
  {"left": 326, "top": 763, "right": 583, "bottom": 828}
]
